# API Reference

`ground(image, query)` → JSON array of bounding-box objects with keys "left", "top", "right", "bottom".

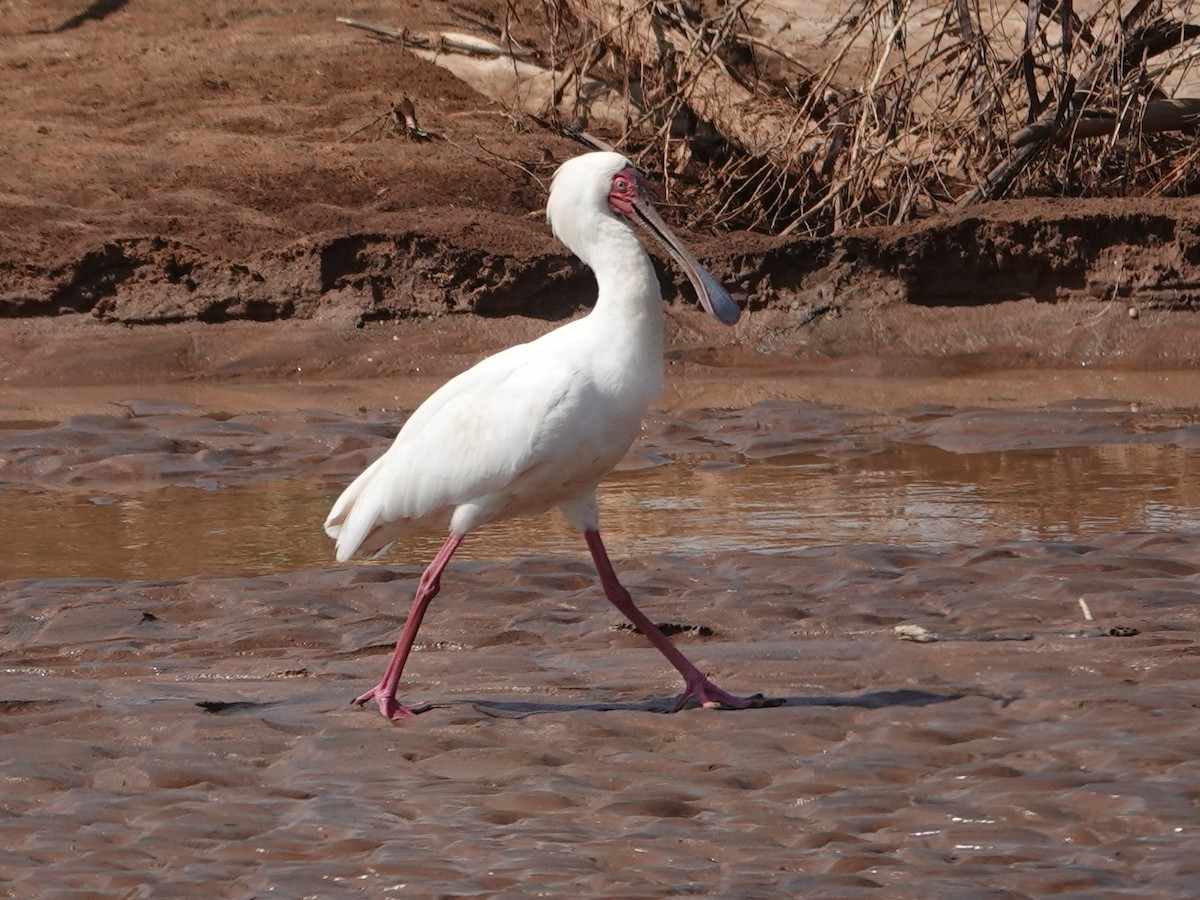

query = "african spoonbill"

[{"left": 325, "top": 151, "right": 775, "bottom": 720}]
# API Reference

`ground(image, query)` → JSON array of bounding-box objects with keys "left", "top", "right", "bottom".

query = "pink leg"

[
  {"left": 584, "top": 530, "right": 772, "bottom": 711},
  {"left": 355, "top": 532, "right": 464, "bottom": 720}
]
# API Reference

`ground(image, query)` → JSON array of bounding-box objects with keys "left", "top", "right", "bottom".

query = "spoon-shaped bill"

[{"left": 631, "top": 199, "right": 741, "bottom": 326}]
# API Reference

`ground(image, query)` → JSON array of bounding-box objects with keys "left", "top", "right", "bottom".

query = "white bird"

[{"left": 325, "top": 151, "right": 774, "bottom": 720}]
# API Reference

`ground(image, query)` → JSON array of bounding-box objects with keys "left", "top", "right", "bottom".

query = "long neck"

[
  {"left": 574, "top": 216, "right": 665, "bottom": 403},
  {"left": 583, "top": 216, "right": 663, "bottom": 332}
]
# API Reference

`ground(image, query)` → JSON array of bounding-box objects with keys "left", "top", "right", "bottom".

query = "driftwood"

[
  {"left": 338, "top": 15, "right": 633, "bottom": 128},
  {"left": 335, "top": 17, "right": 533, "bottom": 59}
]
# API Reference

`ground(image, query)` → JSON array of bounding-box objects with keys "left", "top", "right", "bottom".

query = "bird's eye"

[{"left": 614, "top": 177, "right": 628, "bottom": 190}]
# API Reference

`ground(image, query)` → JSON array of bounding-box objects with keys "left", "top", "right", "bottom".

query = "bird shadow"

[
  {"left": 185, "top": 688, "right": 969, "bottom": 721},
  {"left": 463, "top": 688, "right": 964, "bottom": 720}
]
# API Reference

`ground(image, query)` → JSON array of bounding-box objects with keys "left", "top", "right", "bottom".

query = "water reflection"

[{"left": 3, "top": 441, "right": 1198, "bottom": 581}]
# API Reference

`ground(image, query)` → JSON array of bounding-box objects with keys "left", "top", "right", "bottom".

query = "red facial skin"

[{"left": 607, "top": 165, "right": 641, "bottom": 218}]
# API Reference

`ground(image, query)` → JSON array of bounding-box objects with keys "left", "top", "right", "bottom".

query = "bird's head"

[{"left": 546, "top": 151, "right": 740, "bottom": 325}]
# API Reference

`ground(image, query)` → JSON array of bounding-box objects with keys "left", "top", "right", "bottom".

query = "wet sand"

[
  {"left": 3, "top": 371, "right": 1199, "bottom": 896},
  {"left": 3, "top": 536, "right": 1198, "bottom": 896}
]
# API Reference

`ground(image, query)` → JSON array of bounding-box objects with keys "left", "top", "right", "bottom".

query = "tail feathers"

[
  {"left": 325, "top": 455, "right": 441, "bottom": 562},
  {"left": 324, "top": 455, "right": 389, "bottom": 562},
  {"left": 329, "top": 508, "right": 377, "bottom": 563}
]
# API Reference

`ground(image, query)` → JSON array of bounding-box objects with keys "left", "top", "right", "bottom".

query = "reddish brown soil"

[{"left": 5, "top": 0, "right": 1200, "bottom": 377}]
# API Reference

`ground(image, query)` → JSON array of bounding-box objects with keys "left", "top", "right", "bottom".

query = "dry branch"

[
  {"left": 1013, "top": 97, "right": 1200, "bottom": 146},
  {"left": 956, "top": 0, "right": 1181, "bottom": 208},
  {"left": 339, "top": 2, "right": 1200, "bottom": 233}
]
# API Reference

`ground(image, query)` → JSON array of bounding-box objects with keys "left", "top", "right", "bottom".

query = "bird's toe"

[
  {"left": 352, "top": 684, "right": 429, "bottom": 720},
  {"left": 675, "top": 680, "right": 782, "bottom": 712}
]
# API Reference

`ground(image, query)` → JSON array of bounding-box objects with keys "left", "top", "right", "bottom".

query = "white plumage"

[{"left": 325, "top": 151, "right": 773, "bottom": 720}]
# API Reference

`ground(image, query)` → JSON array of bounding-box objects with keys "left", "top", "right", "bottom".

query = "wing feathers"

[{"left": 325, "top": 344, "right": 584, "bottom": 561}]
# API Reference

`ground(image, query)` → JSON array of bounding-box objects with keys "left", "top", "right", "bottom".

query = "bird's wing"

[{"left": 325, "top": 343, "right": 588, "bottom": 560}]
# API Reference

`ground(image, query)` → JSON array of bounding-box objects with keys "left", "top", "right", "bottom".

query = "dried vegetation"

[{"left": 514, "top": 0, "right": 1200, "bottom": 234}]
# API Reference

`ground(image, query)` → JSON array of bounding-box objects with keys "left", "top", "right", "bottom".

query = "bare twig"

[{"left": 338, "top": 111, "right": 390, "bottom": 143}]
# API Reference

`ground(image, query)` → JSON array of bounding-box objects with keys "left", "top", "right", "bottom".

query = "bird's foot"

[
  {"left": 353, "top": 684, "right": 431, "bottom": 721},
  {"left": 671, "top": 676, "right": 784, "bottom": 713}
]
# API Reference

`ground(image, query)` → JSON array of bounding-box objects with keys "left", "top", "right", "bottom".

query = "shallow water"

[
  {"left": 3, "top": 393, "right": 1200, "bottom": 897},
  {"left": 4, "top": 440, "right": 1198, "bottom": 581}
]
